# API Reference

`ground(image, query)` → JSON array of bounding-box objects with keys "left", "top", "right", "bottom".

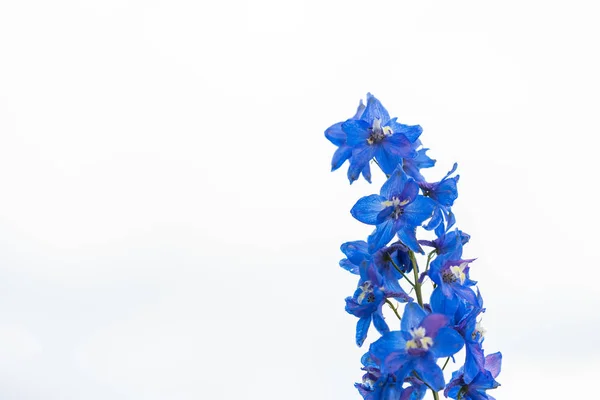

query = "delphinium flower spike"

[{"left": 325, "top": 94, "right": 502, "bottom": 399}]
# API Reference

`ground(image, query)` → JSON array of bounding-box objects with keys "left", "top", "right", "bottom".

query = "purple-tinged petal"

[
  {"left": 401, "top": 303, "right": 427, "bottom": 332},
  {"left": 351, "top": 194, "right": 387, "bottom": 225},
  {"left": 430, "top": 327, "right": 465, "bottom": 358},
  {"left": 419, "top": 313, "right": 449, "bottom": 339},
  {"left": 485, "top": 352, "right": 502, "bottom": 379}
]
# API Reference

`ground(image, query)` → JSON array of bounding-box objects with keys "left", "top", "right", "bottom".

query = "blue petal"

[
  {"left": 372, "top": 311, "right": 390, "bottom": 335},
  {"left": 342, "top": 119, "right": 371, "bottom": 146},
  {"left": 430, "top": 286, "right": 460, "bottom": 317},
  {"left": 351, "top": 194, "right": 387, "bottom": 225},
  {"left": 353, "top": 99, "right": 366, "bottom": 119},
  {"left": 361, "top": 161, "right": 372, "bottom": 183},
  {"left": 361, "top": 93, "right": 390, "bottom": 125},
  {"left": 424, "top": 207, "right": 443, "bottom": 231},
  {"left": 324, "top": 122, "right": 346, "bottom": 146},
  {"left": 387, "top": 118, "right": 423, "bottom": 143},
  {"left": 402, "top": 196, "right": 436, "bottom": 226},
  {"left": 341, "top": 241, "right": 369, "bottom": 264},
  {"left": 380, "top": 168, "right": 410, "bottom": 199},
  {"left": 384, "top": 133, "right": 417, "bottom": 158},
  {"left": 433, "top": 178, "right": 459, "bottom": 207},
  {"left": 414, "top": 356, "right": 445, "bottom": 391},
  {"left": 368, "top": 220, "right": 397, "bottom": 254},
  {"left": 339, "top": 259, "right": 359, "bottom": 274},
  {"left": 375, "top": 145, "right": 403, "bottom": 175},
  {"left": 464, "top": 342, "right": 485, "bottom": 384},
  {"left": 369, "top": 331, "right": 406, "bottom": 363},
  {"left": 347, "top": 146, "right": 376, "bottom": 183},
  {"left": 331, "top": 145, "right": 353, "bottom": 171},
  {"left": 356, "top": 315, "right": 372, "bottom": 347},
  {"left": 401, "top": 302, "right": 427, "bottom": 332},
  {"left": 397, "top": 227, "right": 423, "bottom": 254},
  {"left": 430, "top": 327, "right": 465, "bottom": 358}
]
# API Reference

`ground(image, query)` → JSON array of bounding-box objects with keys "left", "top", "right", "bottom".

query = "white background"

[{"left": 1, "top": 1, "right": 599, "bottom": 399}]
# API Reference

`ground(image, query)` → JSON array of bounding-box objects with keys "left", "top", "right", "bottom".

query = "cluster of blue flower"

[{"left": 325, "top": 94, "right": 502, "bottom": 400}]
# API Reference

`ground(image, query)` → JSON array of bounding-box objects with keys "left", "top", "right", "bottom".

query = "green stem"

[
  {"left": 431, "top": 389, "right": 440, "bottom": 400},
  {"left": 409, "top": 251, "right": 423, "bottom": 306},
  {"left": 385, "top": 299, "right": 402, "bottom": 320},
  {"left": 424, "top": 250, "right": 435, "bottom": 274},
  {"left": 390, "top": 259, "right": 415, "bottom": 288},
  {"left": 442, "top": 356, "right": 450, "bottom": 370}
]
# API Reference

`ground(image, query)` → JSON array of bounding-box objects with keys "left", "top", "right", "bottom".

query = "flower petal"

[
  {"left": 324, "top": 122, "right": 346, "bottom": 146},
  {"left": 375, "top": 145, "right": 403, "bottom": 175},
  {"left": 372, "top": 311, "right": 390, "bottom": 335},
  {"left": 361, "top": 93, "right": 390, "bottom": 125},
  {"left": 401, "top": 302, "right": 427, "bottom": 332},
  {"left": 419, "top": 313, "right": 449, "bottom": 339},
  {"left": 485, "top": 352, "right": 502, "bottom": 379},
  {"left": 351, "top": 194, "right": 387, "bottom": 225},
  {"left": 356, "top": 315, "right": 372, "bottom": 347},
  {"left": 342, "top": 119, "right": 371, "bottom": 146},
  {"left": 387, "top": 118, "right": 423, "bottom": 143},
  {"left": 331, "top": 144, "right": 353, "bottom": 171},
  {"left": 368, "top": 220, "right": 397, "bottom": 254},
  {"left": 414, "top": 356, "right": 445, "bottom": 391},
  {"left": 380, "top": 168, "right": 410, "bottom": 198},
  {"left": 430, "top": 327, "right": 465, "bottom": 358}
]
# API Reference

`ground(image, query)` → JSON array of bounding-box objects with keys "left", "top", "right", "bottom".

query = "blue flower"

[
  {"left": 428, "top": 240, "right": 478, "bottom": 309},
  {"left": 339, "top": 240, "right": 371, "bottom": 275},
  {"left": 454, "top": 291, "right": 487, "bottom": 384},
  {"left": 325, "top": 100, "right": 372, "bottom": 182},
  {"left": 445, "top": 352, "right": 502, "bottom": 400},
  {"left": 355, "top": 353, "right": 426, "bottom": 400},
  {"left": 339, "top": 240, "right": 412, "bottom": 302},
  {"left": 351, "top": 167, "right": 435, "bottom": 254},
  {"left": 419, "top": 228, "right": 471, "bottom": 256},
  {"left": 345, "top": 263, "right": 392, "bottom": 347},
  {"left": 341, "top": 93, "right": 421, "bottom": 183},
  {"left": 421, "top": 163, "right": 460, "bottom": 232},
  {"left": 368, "top": 303, "right": 464, "bottom": 391}
]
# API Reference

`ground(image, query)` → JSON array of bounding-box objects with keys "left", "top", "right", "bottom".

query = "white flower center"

[{"left": 405, "top": 327, "right": 434, "bottom": 351}]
